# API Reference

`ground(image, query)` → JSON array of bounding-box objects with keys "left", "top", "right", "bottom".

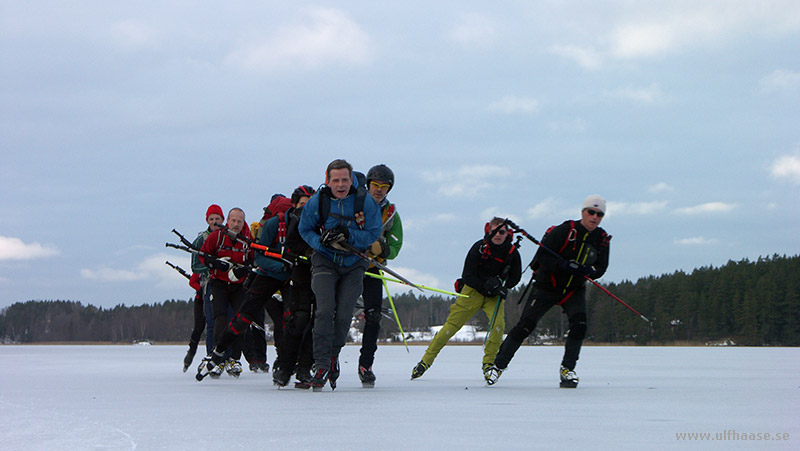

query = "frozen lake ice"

[{"left": 0, "top": 345, "right": 797, "bottom": 450}]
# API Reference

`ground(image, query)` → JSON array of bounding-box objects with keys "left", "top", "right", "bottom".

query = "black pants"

[
  {"left": 358, "top": 267, "right": 383, "bottom": 368},
  {"left": 188, "top": 291, "right": 205, "bottom": 348},
  {"left": 209, "top": 279, "right": 246, "bottom": 360},
  {"left": 495, "top": 286, "right": 588, "bottom": 370},
  {"left": 276, "top": 263, "right": 315, "bottom": 373},
  {"left": 216, "top": 275, "right": 287, "bottom": 359},
  {"left": 243, "top": 305, "right": 266, "bottom": 366}
]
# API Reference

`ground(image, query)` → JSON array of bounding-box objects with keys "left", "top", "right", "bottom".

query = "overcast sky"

[{"left": 2, "top": 1, "right": 799, "bottom": 310}]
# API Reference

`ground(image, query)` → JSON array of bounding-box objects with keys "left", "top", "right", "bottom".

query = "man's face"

[
  {"left": 368, "top": 179, "right": 390, "bottom": 203},
  {"left": 490, "top": 224, "right": 508, "bottom": 245},
  {"left": 207, "top": 214, "right": 223, "bottom": 231},
  {"left": 227, "top": 210, "right": 246, "bottom": 234},
  {"left": 328, "top": 168, "right": 352, "bottom": 200},
  {"left": 296, "top": 196, "right": 310, "bottom": 208},
  {"left": 580, "top": 208, "right": 604, "bottom": 232}
]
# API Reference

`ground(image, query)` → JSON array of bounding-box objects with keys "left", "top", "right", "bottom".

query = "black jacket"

[
  {"left": 461, "top": 235, "right": 522, "bottom": 296},
  {"left": 533, "top": 220, "right": 611, "bottom": 292}
]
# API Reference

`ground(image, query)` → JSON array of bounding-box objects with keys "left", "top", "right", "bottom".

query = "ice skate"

[
  {"left": 358, "top": 365, "right": 376, "bottom": 388},
  {"left": 560, "top": 365, "right": 579, "bottom": 388}
]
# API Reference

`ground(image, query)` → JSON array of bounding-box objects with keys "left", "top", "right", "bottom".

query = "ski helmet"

[
  {"left": 353, "top": 171, "right": 367, "bottom": 190},
  {"left": 291, "top": 185, "right": 316, "bottom": 205},
  {"left": 366, "top": 164, "right": 394, "bottom": 192}
]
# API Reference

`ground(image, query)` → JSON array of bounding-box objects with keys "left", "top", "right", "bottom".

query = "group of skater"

[{"left": 177, "top": 158, "right": 611, "bottom": 391}]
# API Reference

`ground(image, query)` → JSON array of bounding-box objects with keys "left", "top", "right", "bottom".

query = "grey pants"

[{"left": 310, "top": 253, "right": 368, "bottom": 371}]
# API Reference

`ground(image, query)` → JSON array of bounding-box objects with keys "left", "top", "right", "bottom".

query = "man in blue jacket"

[{"left": 299, "top": 159, "right": 382, "bottom": 391}]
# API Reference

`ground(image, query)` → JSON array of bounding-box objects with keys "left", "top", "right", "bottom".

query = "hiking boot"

[
  {"left": 560, "top": 365, "right": 579, "bottom": 388},
  {"left": 411, "top": 361, "right": 429, "bottom": 380},
  {"left": 358, "top": 365, "right": 376, "bottom": 387}
]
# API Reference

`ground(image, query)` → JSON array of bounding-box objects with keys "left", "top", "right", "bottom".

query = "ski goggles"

[{"left": 370, "top": 181, "right": 391, "bottom": 190}]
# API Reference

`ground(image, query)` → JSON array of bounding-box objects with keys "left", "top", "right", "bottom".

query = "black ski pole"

[
  {"left": 336, "top": 241, "right": 424, "bottom": 292},
  {"left": 165, "top": 261, "right": 191, "bottom": 280}
]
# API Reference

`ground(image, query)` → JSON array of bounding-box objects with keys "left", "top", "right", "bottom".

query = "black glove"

[
  {"left": 483, "top": 276, "right": 507, "bottom": 298},
  {"left": 207, "top": 256, "right": 232, "bottom": 272},
  {"left": 320, "top": 227, "right": 349, "bottom": 250},
  {"left": 561, "top": 260, "right": 594, "bottom": 277},
  {"left": 228, "top": 265, "right": 250, "bottom": 282}
]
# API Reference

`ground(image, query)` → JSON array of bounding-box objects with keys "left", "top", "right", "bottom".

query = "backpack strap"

[{"left": 317, "top": 185, "right": 367, "bottom": 231}]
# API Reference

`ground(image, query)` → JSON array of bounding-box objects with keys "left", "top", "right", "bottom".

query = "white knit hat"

[{"left": 582, "top": 194, "right": 606, "bottom": 213}]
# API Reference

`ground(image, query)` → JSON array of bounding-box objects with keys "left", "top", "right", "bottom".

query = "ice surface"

[{"left": 0, "top": 345, "right": 797, "bottom": 450}]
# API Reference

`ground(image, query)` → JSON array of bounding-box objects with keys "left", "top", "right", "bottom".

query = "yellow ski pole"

[
  {"left": 365, "top": 271, "right": 468, "bottom": 298},
  {"left": 380, "top": 270, "right": 410, "bottom": 352}
]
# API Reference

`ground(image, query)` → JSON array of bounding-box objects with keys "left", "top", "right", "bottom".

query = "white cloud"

[
  {"left": 227, "top": 8, "right": 371, "bottom": 72},
  {"left": 609, "top": 201, "right": 669, "bottom": 215},
  {"left": 549, "top": 45, "right": 602, "bottom": 70},
  {"left": 648, "top": 182, "right": 674, "bottom": 193},
  {"left": 447, "top": 13, "right": 496, "bottom": 49},
  {"left": 422, "top": 165, "right": 512, "bottom": 198},
  {"left": 0, "top": 236, "right": 59, "bottom": 260},
  {"left": 80, "top": 267, "right": 146, "bottom": 282},
  {"left": 527, "top": 197, "right": 560, "bottom": 219},
  {"left": 487, "top": 96, "right": 539, "bottom": 114},
  {"left": 759, "top": 70, "right": 800, "bottom": 93},
  {"left": 555, "top": 2, "right": 800, "bottom": 68},
  {"left": 674, "top": 202, "right": 736, "bottom": 215},
  {"left": 674, "top": 236, "right": 719, "bottom": 245},
  {"left": 607, "top": 83, "right": 665, "bottom": 104},
  {"left": 770, "top": 152, "right": 800, "bottom": 184},
  {"left": 80, "top": 253, "right": 188, "bottom": 289}
]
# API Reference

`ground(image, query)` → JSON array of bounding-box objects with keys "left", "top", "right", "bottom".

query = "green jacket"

[
  {"left": 190, "top": 229, "right": 212, "bottom": 276},
  {"left": 380, "top": 201, "right": 403, "bottom": 261}
]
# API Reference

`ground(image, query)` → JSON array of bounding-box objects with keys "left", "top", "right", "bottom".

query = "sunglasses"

[
  {"left": 370, "top": 181, "right": 391, "bottom": 190},
  {"left": 494, "top": 228, "right": 507, "bottom": 235},
  {"left": 586, "top": 209, "right": 605, "bottom": 218}
]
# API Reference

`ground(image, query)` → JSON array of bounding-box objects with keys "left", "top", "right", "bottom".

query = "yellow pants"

[{"left": 421, "top": 285, "right": 505, "bottom": 367}]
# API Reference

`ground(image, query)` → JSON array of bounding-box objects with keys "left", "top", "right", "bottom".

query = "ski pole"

[
  {"left": 171, "top": 229, "right": 197, "bottom": 249},
  {"left": 354, "top": 302, "right": 393, "bottom": 317},
  {"left": 380, "top": 270, "right": 410, "bottom": 352},
  {"left": 505, "top": 219, "right": 650, "bottom": 323},
  {"left": 483, "top": 294, "right": 503, "bottom": 348},
  {"left": 364, "top": 271, "right": 468, "bottom": 298},
  {"left": 165, "top": 261, "right": 191, "bottom": 280},
  {"left": 337, "top": 241, "right": 425, "bottom": 292}
]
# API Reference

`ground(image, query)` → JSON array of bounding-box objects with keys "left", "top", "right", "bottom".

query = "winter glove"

[
  {"left": 320, "top": 227, "right": 349, "bottom": 251},
  {"left": 367, "top": 238, "right": 389, "bottom": 258},
  {"left": 207, "top": 256, "right": 232, "bottom": 272},
  {"left": 482, "top": 276, "right": 507, "bottom": 298},
  {"left": 189, "top": 273, "right": 202, "bottom": 291},
  {"left": 228, "top": 265, "right": 250, "bottom": 283},
  {"left": 561, "top": 260, "right": 595, "bottom": 277}
]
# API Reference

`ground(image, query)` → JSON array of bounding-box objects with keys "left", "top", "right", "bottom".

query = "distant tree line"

[{"left": 1, "top": 254, "right": 797, "bottom": 345}]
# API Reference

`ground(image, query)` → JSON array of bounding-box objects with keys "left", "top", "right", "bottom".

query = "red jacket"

[{"left": 199, "top": 226, "right": 252, "bottom": 283}]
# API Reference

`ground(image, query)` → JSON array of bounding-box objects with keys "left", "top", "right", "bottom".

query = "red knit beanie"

[{"left": 206, "top": 204, "right": 224, "bottom": 221}]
